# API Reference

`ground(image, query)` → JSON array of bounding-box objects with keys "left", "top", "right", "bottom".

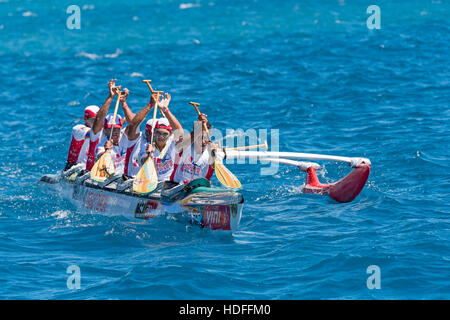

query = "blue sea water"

[{"left": 0, "top": 0, "right": 449, "bottom": 299}]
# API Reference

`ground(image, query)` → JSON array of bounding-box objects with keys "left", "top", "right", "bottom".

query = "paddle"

[
  {"left": 189, "top": 102, "right": 241, "bottom": 189},
  {"left": 142, "top": 79, "right": 155, "bottom": 92},
  {"left": 142, "top": 79, "right": 166, "bottom": 118},
  {"left": 132, "top": 91, "right": 162, "bottom": 194},
  {"left": 225, "top": 141, "right": 268, "bottom": 151},
  {"left": 90, "top": 90, "right": 122, "bottom": 182}
]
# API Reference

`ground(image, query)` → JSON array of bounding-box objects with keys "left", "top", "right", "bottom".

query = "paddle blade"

[
  {"left": 90, "top": 152, "right": 115, "bottom": 182},
  {"left": 214, "top": 160, "right": 241, "bottom": 189},
  {"left": 133, "top": 158, "right": 158, "bottom": 194}
]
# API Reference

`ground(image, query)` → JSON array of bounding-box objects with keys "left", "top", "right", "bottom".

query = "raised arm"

[
  {"left": 92, "top": 79, "right": 119, "bottom": 135},
  {"left": 158, "top": 93, "right": 184, "bottom": 142},
  {"left": 175, "top": 113, "right": 208, "bottom": 152},
  {"left": 126, "top": 93, "right": 159, "bottom": 141},
  {"left": 120, "top": 88, "right": 135, "bottom": 125}
]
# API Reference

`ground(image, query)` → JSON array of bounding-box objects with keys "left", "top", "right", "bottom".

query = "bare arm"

[
  {"left": 175, "top": 113, "right": 209, "bottom": 152},
  {"left": 159, "top": 93, "right": 184, "bottom": 142},
  {"left": 175, "top": 131, "right": 193, "bottom": 152},
  {"left": 175, "top": 121, "right": 203, "bottom": 152},
  {"left": 92, "top": 79, "right": 119, "bottom": 135},
  {"left": 126, "top": 93, "right": 158, "bottom": 141},
  {"left": 92, "top": 96, "right": 112, "bottom": 135},
  {"left": 120, "top": 88, "right": 135, "bottom": 124}
]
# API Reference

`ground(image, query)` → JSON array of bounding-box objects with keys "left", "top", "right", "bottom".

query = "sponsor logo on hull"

[
  {"left": 135, "top": 200, "right": 161, "bottom": 219},
  {"left": 202, "top": 205, "right": 231, "bottom": 230},
  {"left": 83, "top": 190, "right": 108, "bottom": 212}
]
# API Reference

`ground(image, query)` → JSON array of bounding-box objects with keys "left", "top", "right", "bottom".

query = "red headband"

[
  {"left": 155, "top": 122, "right": 172, "bottom": 133},
  {"left": 104, "top": 117, "right": 123, "bottom": 129}
]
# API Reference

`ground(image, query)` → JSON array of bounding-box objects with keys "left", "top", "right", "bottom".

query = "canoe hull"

[{"left": 41, "top": 175, "right": 244, "bottom": 232}]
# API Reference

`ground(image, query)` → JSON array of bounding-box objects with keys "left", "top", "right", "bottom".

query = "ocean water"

[{"left": 0, "top": 0, "right": 449, "bottom": 299}]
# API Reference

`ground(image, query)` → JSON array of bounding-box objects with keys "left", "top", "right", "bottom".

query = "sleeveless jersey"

[
  {"left": 134, "top": 136, "right": 176, "bottom": 181},
  {"left": 170, "top": 144, "right": 214, "bottom": 184},
  {"left": 86, "top": 128, "right": 126, "bottom": 173},
  {"left": 67, "top": 124, "right": 91, "bottom": 166},
  {"left": 122, "top": 133, "right": 146, "bottom": 178}
]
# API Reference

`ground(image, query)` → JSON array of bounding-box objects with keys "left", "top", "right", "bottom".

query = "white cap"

[
  {"left": 146, "top": 119, "right": 156, "bottom": 127},
  {"left": 145, "top": 118, "right": 163, "bottom": 132},
  {"left": 103, "top": 114, "right": 123, "bottom": 128},
  {"left": 156, "top": 118, "right": 170, "bottom": 127},
  {"left": 84, "top": 105, "right": 100, "bottom": 118}
]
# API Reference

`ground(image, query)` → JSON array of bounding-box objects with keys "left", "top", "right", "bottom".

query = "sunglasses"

[{"left": 155, "top": 131, "right": 170, "bottom": 138}]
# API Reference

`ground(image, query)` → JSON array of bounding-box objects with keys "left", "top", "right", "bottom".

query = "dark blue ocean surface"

[{"left": 0, "top": 0, "right": 449, "bottom": 299}]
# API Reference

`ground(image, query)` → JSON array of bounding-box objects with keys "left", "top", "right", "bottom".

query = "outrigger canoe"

[
  {"left": 39, "top": 150, "right": 371, "bottom": 232},
  {"left": 39, "top": 165, "right": 244, "bottom": 232}
]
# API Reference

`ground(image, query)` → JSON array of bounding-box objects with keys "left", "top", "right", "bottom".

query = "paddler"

[
  {"left": 170, "top": 113, "right": 217, "bottom": 184},
  {"left": 119, "top": 91, "right": 174, "bottom": 179},
  {"left": 129, "top": 93, "right": 184, "bottom": 180},
  {"left": 93, "top": 114, "right": 127, "bottom": 173},
  {"left": 64, "top": 104, "right": 99, "bottom": 172},
  {"left": 85, "top": 79, "right": 129, "bottom": 174}
]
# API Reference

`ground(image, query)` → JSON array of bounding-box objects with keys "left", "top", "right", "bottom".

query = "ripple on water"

[{"left": 0, "top": 0, "right": 449, "bottom": 299}]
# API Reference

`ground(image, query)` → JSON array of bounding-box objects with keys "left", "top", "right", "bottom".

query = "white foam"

[
  {"left": 130, "top": 72, "right": 144, "bottom": 77},
  {"left": 6, "top": 195, "right": 30, "bottom": 201},
  {"left": 179, "top": 3, "right": 200, "bottom": 10},
  {"left": 76, "top": 52, "right": 101, "bottom": 60},
  {"left": 22, "top": 11, "right": 37, "bottom": 17},
  {"left": 104, "top": 227, "right": 115, "bottom": 236},
  {"left": 104, "top": 49, "right": 122, "bottom": 59},
  {"left": 51, "top": 210, "right": 70, "bottom": 220}
]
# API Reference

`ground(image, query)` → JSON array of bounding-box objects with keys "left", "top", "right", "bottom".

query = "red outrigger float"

[
  {"left": 219, "top": 150, "right": 371, "bottom": 203},
  {"left": 303, "top": 163, "right": 370, "bottom": 203}
]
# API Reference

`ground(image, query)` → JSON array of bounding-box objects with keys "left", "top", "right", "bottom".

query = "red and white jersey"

[
  {"left": 85, "top": 128, "right": 127, "bottom": 174},
  {"left": 130, "top": 136, "right": 176, "bottom": 180},
  {"left": 67, "top": 124, "right": 91, "bottom": 166},
  {"left": 170, "top": 144, "right": 214, "bottom": 184},
  {"left": 122, "top": 133, "right": 146, "bottom": 178},
  {"left": 153, "top": 138, "right": 176, "bottom": 181}
]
